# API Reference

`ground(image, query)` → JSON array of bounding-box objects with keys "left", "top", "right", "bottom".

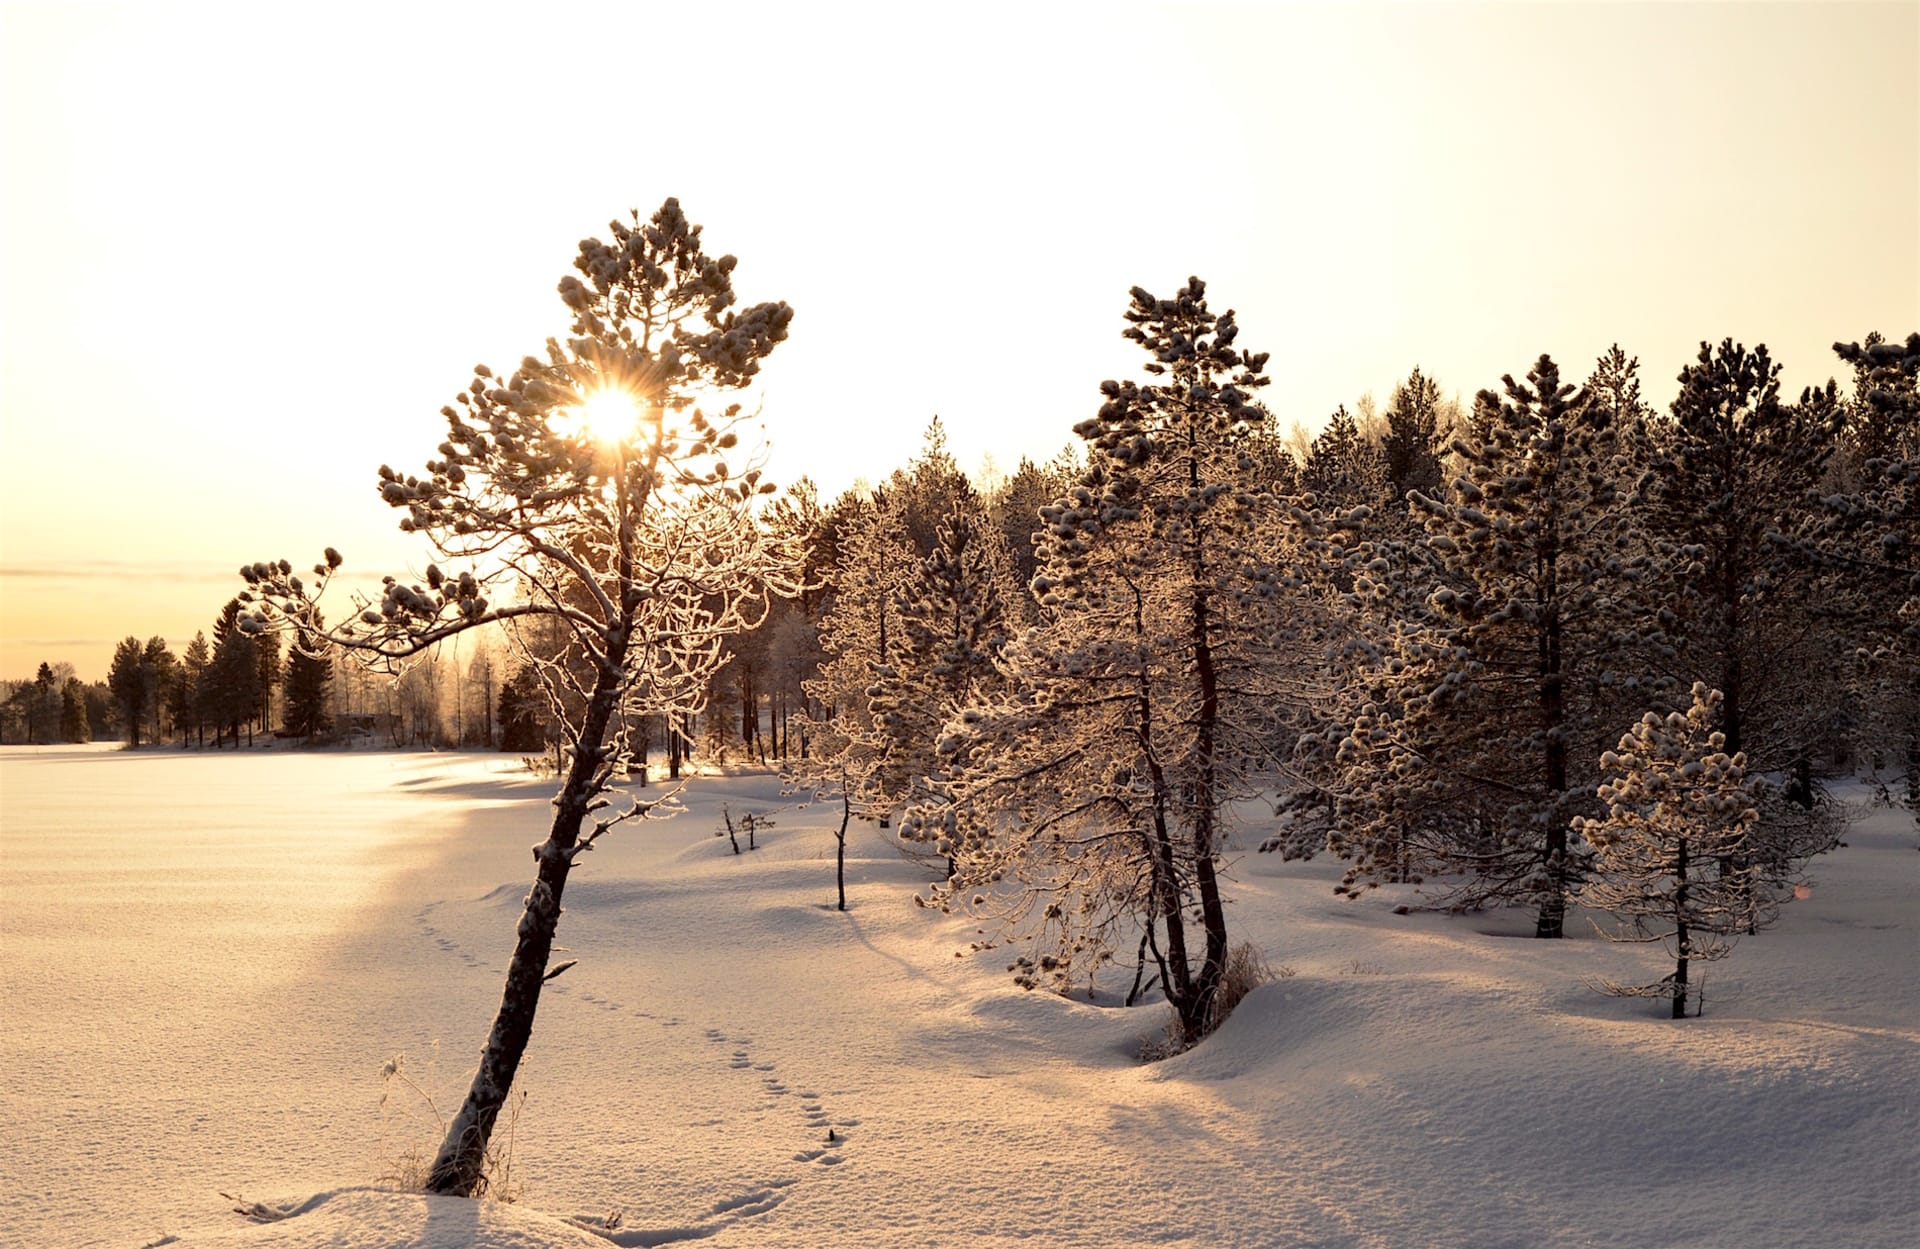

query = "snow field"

[{"left": 1, "top": 748, "right": 1914, "bottom": 1247}]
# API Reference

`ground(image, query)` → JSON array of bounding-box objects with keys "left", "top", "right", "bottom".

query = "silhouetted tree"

[
  {"left": 283, "top": 617, "right": 334, "bottom": 741},
  {"left": 59, "top": 677, "right": 90, "bottom": 742},
  {"left": 107, "top": 638, "right": 148, "bottom": 747}
]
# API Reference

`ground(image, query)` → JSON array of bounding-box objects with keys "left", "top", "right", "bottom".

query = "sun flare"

[{"left": 564, "top": 388, "right": 644, "bottom": 444}]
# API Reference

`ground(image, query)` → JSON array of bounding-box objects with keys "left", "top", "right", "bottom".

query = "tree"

[
  {"left": 60, "top": 677, "right": 90, "bottom": 743},
  {"left": 1639, "top": 340, "right": 1842, "bottom": 767},
  {"left": 283, "top": 617, "right": 334, "bottom": 741},
  {"left": 1380, "top": 355, "right": 1640, "bottom": 935},
  {"left": 1300, "top": 404, "right": 1382, "bottom": 510},
  {"left": 891, "top": 416, "right": 978, "bottom": 557},
  {"left": 1821, "top": 332, "right": 1920, "bottom": 801},
  {"left": 915, "top": 279, "right": 1302, "bottom": 1046},
  {"left": 1576, "top": 685, "right": 1766, "bottom": 1019},
  {"left": 142, "top": 637, "right": 178, "bottom": 743},
  {"left": 1638, "top": 341, "right": 1848, "bottom": 888},
  {"left": 989, "top": 452, "right": 1074, "bottom": 602},
  {"left": 1585, "top": 343, "right": 1652, "bottom": 438},
  {"left": 107, "top": 638, "right": 148, "bottom": 747},
  {"left": 1378, "top": 367, "right": 1449, "bottom": 513},
  {"left": 174, "top": 632, "right": 212, "bottom": 746},
  {"left": 801, "top": 487, "right": 918, "bottom": 821},
  {"left": 253, "top": 628, "right": 282, "bottom": 734},
  {"left": 204, "top": 629, "right": 259, "bottom": 748},
  {"left": 495, "top": 664, "right": 551, "bottom": 753},
  {"left": 869, "top": 501, "right": 1016, "bottom": 822},
  {"left": 236, "top": 198, "right": 797, "bottom": 1196}
]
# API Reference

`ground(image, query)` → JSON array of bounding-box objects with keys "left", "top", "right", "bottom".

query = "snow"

[{"left": 2, "top": 745, "right": 1915, "bottom": 1248}]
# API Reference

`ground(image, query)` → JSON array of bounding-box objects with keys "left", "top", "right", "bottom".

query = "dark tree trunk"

[
  {"left": 425, "top": 650, "right": 627, "bottom": 1196},
  {"left": 1185, "top": 580, "right": 1229, "bottom": 1038},
  {"left": 1672, "top": 836, "right": 1691, "bottom": 1020},
  {"left": 1537, "top": 600, "right": 1568, "bottom": 939},
  {"left": 835, "top": 789, "right": 849, "bottom": 912},
  {"left": 1130, "top": 581, "right": 1194, "bottom": 1027}
]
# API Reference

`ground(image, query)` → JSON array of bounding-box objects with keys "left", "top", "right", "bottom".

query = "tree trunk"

[
  {"left": 835, "top": 789, "right": 850, "bottom": 912},
  {"left": 1536, "top": 602, "right": 1568, "bottom": 939},
  {"left": 1185, "top": 580, "right": 1229, "bottom": 1038},
  {"left": 1672, "top": 836, "right": 1691, "bottom": 1020},
  {"left": 425, "top": 657, "right": 625, "bottom": 1196}
]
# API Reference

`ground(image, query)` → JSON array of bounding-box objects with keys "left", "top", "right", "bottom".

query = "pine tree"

[
  {"left": 1640, "top": 340, "right": 1843, "bottom": 765},
  {"left": 1584, "top": 344, "right": 1652, "bottom": 438},
  {"left": 175, "top": 632, "right": 212, "bottom": 746},
  {"left": 891, "top": 416, "right": 978, "bottom": 557},
  {"left": 237, "top": 198, "right": 796, "bottom": 1195},
  {"left": 1378, "top": 367, "right": 1449, "bottom": 513},
  {"left": 869, "top": 501, "right": 1015, "bottom": 816},
  {"left": 107, "top": 638, "right": 147, "bottom": 747},
  {"left": 60, "top": 677, "right": 90, "bottom": 743},
  {"left": 1331, "top": 355, "right": 1644, "bottom": 934},
  {"left": 1301, "top": 404, "right": 1381, "bottom": 509},
  {"left": 989, "top": 453, "right": 1074, "bottom": 604},
  {"left": 496, "top": 665, "right": 550, "bottom": 753},
  {"left": 917, "top": 278, "right": 1306, "bottom": 1046},
  {"left": 204, "top": 630, "right": 259, "bottom": 748},
  {"left": 282, "top": 616, "right": 334, "bottom": 741},
  {"left": 801, "top": 487, "right": 918, "bottom": 820},
  {"left": 253, "top": 629, "right": 282, "bottom": 734},
  {"left": 23, "top": 663, "right": 58, "bottom": 744},
  {"left": 141, "top": 637, "right": 177, "bottom": 744},
  {"left": 1577, "top": 685, "right": 1767, "bottom": 1018},
  {"left": 1823, "top": 331, "right": 1920, "bottom": 803}
]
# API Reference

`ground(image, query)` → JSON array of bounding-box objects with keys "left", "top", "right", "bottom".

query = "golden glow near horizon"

[{"left": 1, "top": 1, "right": 1915, "bottom": 680}]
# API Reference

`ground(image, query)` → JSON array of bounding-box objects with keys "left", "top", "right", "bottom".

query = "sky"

[{"left": 2, "top": 0, "right": 1916, "bottom": 680}]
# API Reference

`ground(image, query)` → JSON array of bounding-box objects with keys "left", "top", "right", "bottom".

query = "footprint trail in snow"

[{"left": 412, "top": 890, "right": 859, "bottom": 1240}]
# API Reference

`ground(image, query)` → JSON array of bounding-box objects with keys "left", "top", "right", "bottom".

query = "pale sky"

[{"left": 2, "top": 1, "right": 1916, "bottom": 680}]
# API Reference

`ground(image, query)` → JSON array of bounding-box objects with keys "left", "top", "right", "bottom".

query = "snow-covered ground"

[{"left": 1, "top": 745, "right": 1914, "bottom": 1248}]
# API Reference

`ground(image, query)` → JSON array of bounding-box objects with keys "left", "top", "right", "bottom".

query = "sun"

[{"left": 563, "top": 388, "right": 644, "bottom": 444}]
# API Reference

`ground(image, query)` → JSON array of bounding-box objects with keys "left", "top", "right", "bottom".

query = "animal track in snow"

[{"left": 410, "top": 892, "right": 862, "bottom": 1232}]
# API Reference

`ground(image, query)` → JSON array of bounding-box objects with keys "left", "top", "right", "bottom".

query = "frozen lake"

[
  {"left": 3, "top": 745, "right": 1916, "bottom": 1249},
  {"left": 0, "top": 747, "right": 535, "bottom": 1247}
]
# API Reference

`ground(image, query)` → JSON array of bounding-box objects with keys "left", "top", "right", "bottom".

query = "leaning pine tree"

[
  {"left": 1576, "top": 684, "right": 1766, "bottom": 1019},
  {"left": 233, "top": 199, "right": 798, "bottom": 1196}
]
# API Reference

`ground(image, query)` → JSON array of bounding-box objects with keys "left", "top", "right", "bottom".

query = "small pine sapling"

[{"left": 1576, "top": 684, "right": 1767, "bottom": 1018}]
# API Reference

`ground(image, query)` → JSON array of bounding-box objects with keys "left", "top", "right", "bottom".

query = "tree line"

[{"left": 779, "top": 317, "right": 1915, "bottom": 1036}]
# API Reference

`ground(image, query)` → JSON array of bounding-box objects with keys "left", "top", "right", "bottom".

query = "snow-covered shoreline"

[{"left": 3, "top": 747, "right": 1913, "bottom": 1248}]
